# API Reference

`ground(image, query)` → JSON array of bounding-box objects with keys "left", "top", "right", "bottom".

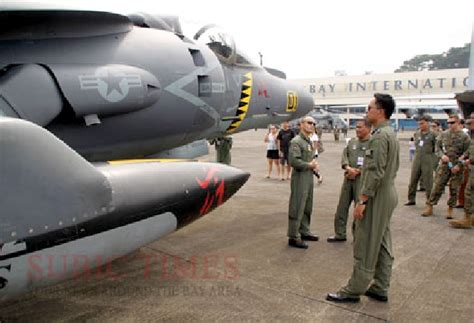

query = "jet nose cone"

[
  {"left": 102, "top": 161, "right": 250, "bottom": 229},
  {"left": 175, "top": 162, "right": 250, "bottom": 226},
  {"left": 192, "top": 163, "right": 250, "bottom": 218},
  {"left": 214, "top": 164, "right": 250, "bottom": 202}
]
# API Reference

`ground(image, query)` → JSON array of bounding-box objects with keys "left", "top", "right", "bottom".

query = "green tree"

[{"left": 395, "top": 43, "right": 470, "bottom": 72}]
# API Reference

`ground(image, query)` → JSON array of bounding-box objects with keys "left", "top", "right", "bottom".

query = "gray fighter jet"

[
  {"left": 0, "top": 6, "right": 313, "bottom": 301},
  {"left": 310, "top": 107, "right": 348, "bottom": 130},
  {"left": 0, "top": 7, "right": 312, "bottom": 161}
]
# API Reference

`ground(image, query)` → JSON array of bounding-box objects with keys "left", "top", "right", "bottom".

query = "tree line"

[{"left": 395, "top": 43, "right": 470, "bottom": 72}]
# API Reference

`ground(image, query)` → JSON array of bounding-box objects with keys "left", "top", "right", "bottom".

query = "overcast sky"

[{"left": 8, "top": 0, "right": 474, "bottom": 79}]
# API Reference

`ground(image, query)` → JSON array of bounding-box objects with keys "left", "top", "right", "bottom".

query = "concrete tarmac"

[{"left": 1, "top": 129, "right": 473, "bottom": 322}]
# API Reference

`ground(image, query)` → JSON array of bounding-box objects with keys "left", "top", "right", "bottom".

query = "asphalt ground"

[{"left": 1, "top": 129, "right": 473, "bottom": 322}]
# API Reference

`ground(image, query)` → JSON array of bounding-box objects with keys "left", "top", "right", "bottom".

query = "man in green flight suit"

[
  {"left": 210, "top": 136, "right": 232, "bottom": 165},
  {"left": 327, "top": 93, "right": 399, "bottom": 303},
  {"left": 421, "top": 114, "right": 470, "bottom": 218},
  {"left": 404, "top": 115, "right": 437, "bottom": 206},
  {"left": 450, "top": 113, "right": 474, "bottom": 228},
  {"left": 287, "top": 116, "right": 320, "bottom": 249},
  {"left": 327, "top": 119, "right": 371, "bottom": 243}
]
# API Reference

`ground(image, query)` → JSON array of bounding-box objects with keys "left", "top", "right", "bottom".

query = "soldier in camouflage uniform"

[
  {"left": 450, "top": 114, "right": 474, "bottom": 228},
  {"left": 333, "top": 127, "right": 340, "bottom": 142},
  {"left": 316, "top": 124, "right": 323, "bottom": 140},
  {"left": 287, "top": 116, "right": 320, "bottom": 249},
  {"left": 327, "top": 119, "right": 371, "bottom": 242},
  {"left": 327, "top": 93, "right": 399, "bottom": 303},
  {"left": 422, "top": 115, "right": 470, "bottom": 218},
  {"left": 405, "top": 116, "right": 437, "bottom": 206}
]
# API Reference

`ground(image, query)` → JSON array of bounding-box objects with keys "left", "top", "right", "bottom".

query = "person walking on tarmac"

[
  {"left": 421, "top": 115, "right": 470, "bottom": 219},
  {"left": 287, "top": 116, "right": 320, "bottom": 249},
  {"left": 277, "top": 121, "right": 296, "bottom": 180},
  {"left": 327, "top": 119, "right": 371, "bottom": 243},
  {"left": 333, "top": 126, "right": 340, "bottom": 142},
  {"left": 264, "top": 125, "right": 281, "bottom": 178},
  {"left": 210, "top": 136, "right": 232, "bottom": 165},
  {"left": 327, "top": 93, "right": 399, "bottom": 303},
  {"left": 404, "top": 116, "right": 437, "bottom": 206},
  {"left": 450, "top": 114, "right": 474, "bottom": 228}
]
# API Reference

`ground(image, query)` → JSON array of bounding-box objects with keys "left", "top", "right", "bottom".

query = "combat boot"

[
  {"left": 421, "top": 204, "right": 433, "bottom": 217},
  {"left": 446, "top": 207, "right": 454, "bottom": 219},
  {"left": 449, "top": 213, "right": 472, "bottom": 229}
]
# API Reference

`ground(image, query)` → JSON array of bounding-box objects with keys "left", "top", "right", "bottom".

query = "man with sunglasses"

[
  {"left": 449, "top": 113, "right": 474, "bottom": 228},
  {"left": 422, "top": 115, "right": 470, "bottom": 218},
  {"left": 327, "top": 93, "right": 399, "bottom": 303},
  {"left": 287, "top": 116, "right": 319, "bottom": 249}
]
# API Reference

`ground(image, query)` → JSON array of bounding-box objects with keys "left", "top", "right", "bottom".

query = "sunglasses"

[
  {"left": 305, "top": 121, "right": 315, "bottom": 125},
  {"left": 447, "top": 121, "right": 456, "bottom": 125}
]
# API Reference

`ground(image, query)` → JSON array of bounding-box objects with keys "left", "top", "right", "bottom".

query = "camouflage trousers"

[
  {"left": 465, "top": 170, "right": 473, "bottom": 214},
  {"left": 428, "top": 164, "right": 464, "bottom": 207}
]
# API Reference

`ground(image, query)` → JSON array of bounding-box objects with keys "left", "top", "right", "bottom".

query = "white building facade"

[{"left": 293, "top": 68, "right": 470, "bottom": 128}]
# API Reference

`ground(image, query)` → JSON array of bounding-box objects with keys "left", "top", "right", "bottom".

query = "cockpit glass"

[
  {"left": 201, "top": 29, "right": 234, "bottom": 59},
  {"left": 185, "top": 22, "right": 257, "bottom": 66}
]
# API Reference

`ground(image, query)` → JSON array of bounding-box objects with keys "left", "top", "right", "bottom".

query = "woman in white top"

[{"left": 264, "top": 125, "right": 281, "bottom": 178}]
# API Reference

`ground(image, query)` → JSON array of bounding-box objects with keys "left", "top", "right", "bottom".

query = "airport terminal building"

[{"left": 293, "top": 68, "right": 470, "bottom": 129}]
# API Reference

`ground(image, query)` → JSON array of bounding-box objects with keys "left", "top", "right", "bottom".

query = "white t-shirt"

[
  {"left": 409, "top": 141, "right": 415, "bottom": 151},
  {"left": 310, "top": 133, "right": 319, "bottom": 155},
  {"left": 267, "top": 133, "right": 278, "bottom": 150}
]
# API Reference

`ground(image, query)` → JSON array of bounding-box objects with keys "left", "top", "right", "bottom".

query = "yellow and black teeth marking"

[
  {"left": 286, "top": 91, "right": 298, "bottom": 112},
  {"left": 226, "top": 72, "right": 253, "bottom": 134}
]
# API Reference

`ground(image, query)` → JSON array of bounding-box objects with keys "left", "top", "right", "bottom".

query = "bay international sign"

[{"left": 293, "top": 68, "right": 469, "bottom": 105}]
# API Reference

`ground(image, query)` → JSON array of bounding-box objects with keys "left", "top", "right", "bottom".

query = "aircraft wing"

[{"left": 0, "top": 118, "right": 248, "bottom": 301}]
